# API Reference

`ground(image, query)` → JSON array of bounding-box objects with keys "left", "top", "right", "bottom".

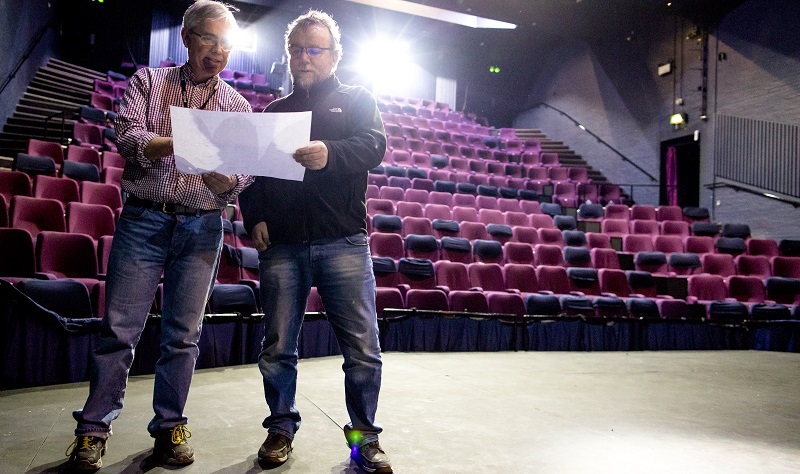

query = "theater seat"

[{"left": 16, "top": 279, "right": 95, "bottom": 318}]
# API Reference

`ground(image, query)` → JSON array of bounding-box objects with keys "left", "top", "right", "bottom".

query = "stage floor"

[{"left": 2, "top": 350, "right": 800, "bottom": 473}]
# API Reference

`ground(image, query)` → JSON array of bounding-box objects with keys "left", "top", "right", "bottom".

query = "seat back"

[
  {"left": 33, "top": 175, "right": 80, "bottom": 204},
  {"left": 535, "top": 265, "right": 571, "bottom": 294},
  {"left": 727, "top": 275, "right": 766, "bottom": 303},
  {"left": 688, "top": 274, "right": 727, "bottom": 301},
  {"left": 598, "top": 268, "right": 633, "bottom": 297},
  {"left": 404, "top": 234, "right": 439, "bottom": 261},
  {"left": 369, "top": 233, "right": 404, "bottom": 260},
  {"left": 36, "top": 231, "right": 98, "bottom": 279},
  {"left": 535, "top": 244, "right": 565, "bottom": 267},
  {"left": 434, "top": 260, "right": 471, "bottom": 291},
  {"left": 701, "top": 253, "right": 736, "bottom": 277},
  {"left": 503, "top": 263, "right": 538, "bottom": 293},
  {"left": 468, "top": 262, "right": 506, "bottom": 292},
  {"left": 28, "top": 139, "right": 64, "bottom": 166},
  {"left": 66, "top": 202, "right": 116, "bottom": 240},
  {"left": 735, "top": 255, "right": 772, "bottom": 278},
  {"left": 9, "top": 196, "right": 66, "bottom": 239},
  {"left": 504, "top": 242, "right": 534, "bottom": 265},
  {"left": 591, "top": 248, "right": 620, "bottom": 270},
  {"left": 0, "top": 228, "right": 36, "bottom": 279},
  {"left": 81, "top": 182, "right": 123, "bottom": 210},
  {"left": 472, "top": 239, "right": 503, "bottom": 264}
]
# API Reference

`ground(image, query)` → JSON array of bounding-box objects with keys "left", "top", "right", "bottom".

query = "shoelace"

[
  {"left": 65, "top": 436, "right": 99, "bottom": 457},
  {"left": 171, "top": 425, "right": 192, "bottom": 445}
]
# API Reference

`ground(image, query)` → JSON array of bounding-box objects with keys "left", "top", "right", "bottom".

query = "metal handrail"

[
  {"left": 43, "top": 108, "right": 76, "bottom": 143},
  {"left": 528, "top": 102, "right": 658, "bottom": 182},
  {"left": 0, "top": 21, "right": 53, "bottom": 98}
]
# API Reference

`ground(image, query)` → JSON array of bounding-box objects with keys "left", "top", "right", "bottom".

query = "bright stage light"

[
  {"left": 230, "top": 28, "right": 257, "bottom": 53},
  {"left": 356, "top": 38, "right": 413, "bottom": 95}
]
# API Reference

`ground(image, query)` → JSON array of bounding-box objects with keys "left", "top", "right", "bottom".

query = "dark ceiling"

[
  {"left": 237, "top": 0, "right": 748, "bottom": 41},
  {"left": 233, "top": 0, "right": 748, "bottom": 122},
  {"left": 235, "top": 0, "right": 748, "bottom": 77}
]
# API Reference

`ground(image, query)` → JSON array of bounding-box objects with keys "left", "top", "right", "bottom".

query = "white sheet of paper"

[{"left": 170, "top": 106, "right": 310, "bottom": 180}]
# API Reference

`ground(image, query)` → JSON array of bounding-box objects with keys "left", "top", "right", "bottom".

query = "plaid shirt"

[{"left": 116, "top": 64, "right": 254, "bottom": 210}]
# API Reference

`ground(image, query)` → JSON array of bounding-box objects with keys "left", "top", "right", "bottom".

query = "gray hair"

[
  {"left": 285, "top": 10, "right": 343, "bottom": 65},
  {"left": 183, "top": 0, "right": 239, "bottom": 32}
]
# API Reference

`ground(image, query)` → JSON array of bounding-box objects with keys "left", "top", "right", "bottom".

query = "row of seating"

[
  {"left": 367, "top": 257, "right": 800, "bottom": 321},
  {"left": 377, "top": 94, "right": 451, "bottom": 111},
  {"left": 382, "top": 152, "right": 570, "bottom": 179},
  {"left": 367, "top": 173, "right": 623, "bottom": 206},
  {"left": 365, "top": 221, "right": 800, "bottom": 265},
  {"left": 364, "top": 200, "right": 715, "bottom": 239},
  {"left": 22, "top": 139, "right": 123, "bottom": 171},
  {"left": 6, "top": 220, "right": 798, "bottom": 322},
  {"left": 2, "top": 193, "right": 122, "bottom": 238},
  {"left": 4, "top": 166, "right": 121, "bottom": 196},
  {"left": 381, "top": 112, "right": 491, "bottom": 136},
  {"left": 384, "top": 139, "right": 551, "bottom": 165},
  {"left": 370, "top": 165, "right": 576, "bottom": 187}
]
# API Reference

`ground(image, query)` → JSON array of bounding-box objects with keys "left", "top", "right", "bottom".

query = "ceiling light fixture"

[{"left": 344, "top": 0, "right": 517, "bottom": 29}]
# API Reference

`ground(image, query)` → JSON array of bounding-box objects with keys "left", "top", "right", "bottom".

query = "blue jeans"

[
  {"left": 257, "top": 233, "right": 383, "bottom": 444},
  {"left": 73, "top": 202, "right": 223, "bottom": 437}
]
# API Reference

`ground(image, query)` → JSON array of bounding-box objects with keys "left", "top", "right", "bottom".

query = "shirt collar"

[{"left": 182, "top": 63, "right": 220, "bottom": 88}]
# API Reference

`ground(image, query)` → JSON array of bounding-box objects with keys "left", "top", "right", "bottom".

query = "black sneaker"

[
  {"left": 65, "top": 436, "right": 106, "bottom": 472},
  {"left": 257, "top": 432, "right": 293, "bottom": 465},
  {"left": 351, "top": 441, "right": 393, "bottom": 474},
  {"left": 153, "top": 425, "right": 194, "bottom": 465}
]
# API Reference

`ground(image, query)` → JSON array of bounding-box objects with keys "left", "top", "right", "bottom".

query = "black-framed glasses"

[
  {"left": 288, "top": 46, "right": 331, "bottom": 57},
  {"left": 190, "top": 30, "right": 234, "bottom": 52}
]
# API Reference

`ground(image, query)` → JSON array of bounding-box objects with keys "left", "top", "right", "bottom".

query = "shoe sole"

[
  {"left": 66, "top": 460, "right": 103, "bottom": 472},
  {"left": 352, "top": 457, "right": 393, "bottom": 474},
  {"left": 161, "top": 455, "right": 195, "bottom": 466},
  {"left": 66, "top": 446, "right": 105, "bottom": 472},
  {"left": 154, "top": 448, "right": 194, "bottom": 466},
  {"left": 257, "top": 448, "right": 292, "bottom": 465}
]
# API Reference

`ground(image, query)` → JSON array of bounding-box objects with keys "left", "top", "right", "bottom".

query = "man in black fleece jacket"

[{"left": 238, "top": 10, "right": 392, "bottom": 474}]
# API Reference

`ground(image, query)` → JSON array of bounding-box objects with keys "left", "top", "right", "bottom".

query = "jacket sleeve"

[
  {"left": 319, "top": 87, "right": 386, "bottom": 176},
  {"left": 238, "top": 177, "right": 266, "bottom": 236}
]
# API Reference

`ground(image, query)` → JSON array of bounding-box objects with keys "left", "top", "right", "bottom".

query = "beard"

[{"left": 290, "top": 69, "right": 333, "bottom": 91}]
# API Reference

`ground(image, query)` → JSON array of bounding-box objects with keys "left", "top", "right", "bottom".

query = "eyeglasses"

[
  {"left": 288, "top": 46, "right": 331, "bottom": 58},
  {"left": 190, "top": 30, "right": 234, "bottom": 52}
]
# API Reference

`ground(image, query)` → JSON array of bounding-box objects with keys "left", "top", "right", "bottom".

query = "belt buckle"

[{"left": 161, "top": 202, "right": 177, "bottom": 215}]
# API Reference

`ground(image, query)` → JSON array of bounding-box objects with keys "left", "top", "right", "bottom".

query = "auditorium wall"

[
  {"left": 514, "top": 0, "right": 800, "bottom": 241},
  {"left": 0, "top": 0, "right": 59, "bottom": 128}
]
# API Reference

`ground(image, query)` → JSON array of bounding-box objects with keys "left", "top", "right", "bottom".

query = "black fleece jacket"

[{"left": 238, "top": 75, "right": 386, "bottom": 243}]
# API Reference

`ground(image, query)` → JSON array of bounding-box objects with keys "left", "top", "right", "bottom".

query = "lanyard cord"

[{"left": 180, "top": 67, "right": 219, "bottom": 110}]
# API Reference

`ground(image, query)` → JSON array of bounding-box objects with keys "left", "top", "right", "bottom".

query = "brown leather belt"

[{"left": 126, "top": 196, "right": 219, "bottom": 216}]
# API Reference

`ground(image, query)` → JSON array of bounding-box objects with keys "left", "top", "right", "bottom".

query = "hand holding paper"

[{"left": 170, "top": 106, "right": 311, "bottom": 180}]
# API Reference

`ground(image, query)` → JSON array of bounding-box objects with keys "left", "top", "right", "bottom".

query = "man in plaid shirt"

[{"left": 65, "top": 1, "right": 253, "bottom": 471}]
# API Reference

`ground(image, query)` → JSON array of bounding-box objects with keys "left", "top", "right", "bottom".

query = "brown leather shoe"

[{"left": 258, "top": 432, "right": 293, "bottom": 465}]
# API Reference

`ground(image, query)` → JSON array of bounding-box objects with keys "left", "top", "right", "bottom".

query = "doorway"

[{"left": 660, "top": 135, "right": 700, "bottom": 208}]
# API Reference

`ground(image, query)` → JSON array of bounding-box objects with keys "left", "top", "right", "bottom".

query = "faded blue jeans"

[
  {"left": 257, "top": 233, "right": 383, "bottom": 445},
  {"left": 73, "top": 201, "right": 222, "bottom": 438}
]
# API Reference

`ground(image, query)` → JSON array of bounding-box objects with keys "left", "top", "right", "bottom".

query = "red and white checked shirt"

[{"left": 115, "top": 64, "right": 254, "bottom": 210}]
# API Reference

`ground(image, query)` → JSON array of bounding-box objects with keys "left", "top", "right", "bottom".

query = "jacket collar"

[{"left": 293, "top": 74, "right": 339, "bottom": 100}]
